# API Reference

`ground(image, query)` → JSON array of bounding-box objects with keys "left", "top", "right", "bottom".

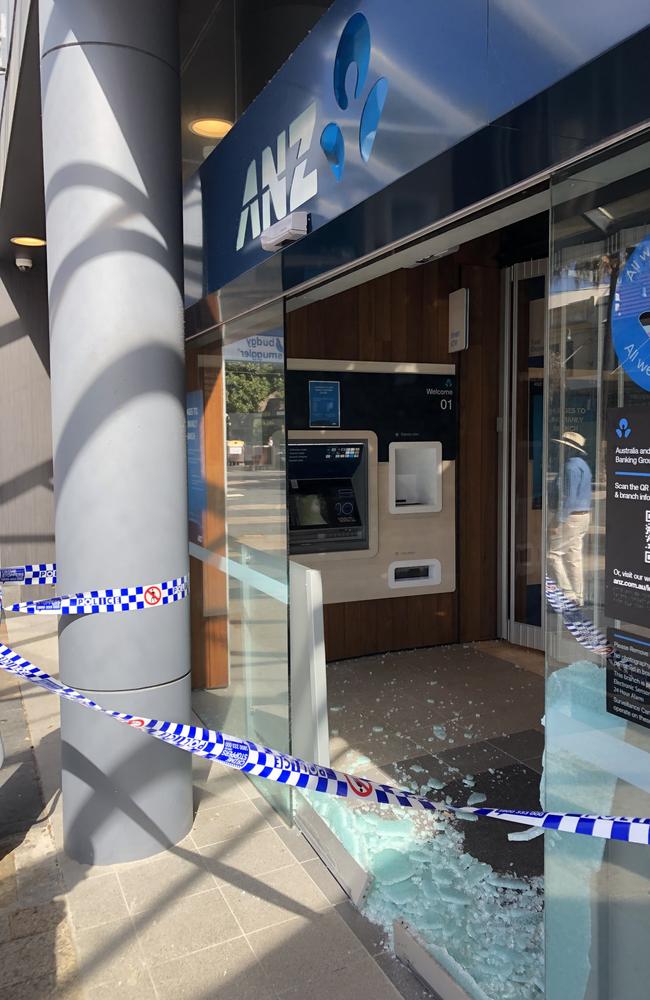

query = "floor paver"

[{"left": 0, "top": 591, "right": 429, "bottom": 999}]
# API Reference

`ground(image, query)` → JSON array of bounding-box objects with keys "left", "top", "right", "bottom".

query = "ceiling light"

[
  {"left": 189, "top": 118, "right": 232, "bottom": 140},
  {"left": 10, "top": 235, "right": 46, "bottom": 247}
]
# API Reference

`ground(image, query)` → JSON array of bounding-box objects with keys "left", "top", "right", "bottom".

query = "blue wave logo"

[
  {"left": 616, "top": 418, "right": 631, "bottom": 439},
  {"left": 320, "top": 12, "right": 388, "bottom": 181}
]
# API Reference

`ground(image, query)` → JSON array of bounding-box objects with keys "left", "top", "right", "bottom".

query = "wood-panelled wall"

[
  {"left": 285, "top": 236, "right": 501, "bottom": 660},
  {"left": 187, "top": 343, "right": 229, "bottom": 689}
]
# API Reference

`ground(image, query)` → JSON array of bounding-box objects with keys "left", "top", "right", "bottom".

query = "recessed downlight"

[
  {"left": 189, "top": 118, "right": 232, "bottom": 140},
  {"left": 10, "top": 236, "right": 46, "bottom": 247}
]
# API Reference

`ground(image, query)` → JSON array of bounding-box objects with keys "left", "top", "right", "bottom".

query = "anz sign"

[
  {"left": 235, "top": 12, "right": 388, "bottom": 253},
  {"left": 198, "top": 0, "right": 487, "bottom": 292},
  {"left": 194, "top": 0, "right": 650, "bottom": 298},
  {"left": 236, "top": 103, "right": 318, "bottom": 251}
]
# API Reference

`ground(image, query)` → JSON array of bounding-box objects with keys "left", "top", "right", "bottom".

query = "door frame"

[{"left": 499, "top": 259, "right": 548, "bottom": 651}]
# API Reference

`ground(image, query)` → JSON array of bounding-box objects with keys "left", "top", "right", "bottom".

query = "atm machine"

[
  {"left": 288, "top": 439, "right": 371, "bottom": 555},
  {"left": 286, "top": 360, "right": 456, "bottom": 604}
]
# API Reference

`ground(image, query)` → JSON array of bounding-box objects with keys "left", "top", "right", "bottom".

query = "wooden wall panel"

[
  {"left": 286, "top": 238, "right": 501, "bottom": 662},
  {"left": 458, "top": 263, "right": 501, "bottom": 642},
  {"left": 322, "top": 592, "right": 457, "bottom": 662},
  {"left": 187, "top": 344, "right": 229, "bottom": 689}
]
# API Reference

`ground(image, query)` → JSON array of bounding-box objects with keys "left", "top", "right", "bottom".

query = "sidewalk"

[{"left": 0, "top": 598, "right": 435, "bottom": 1000}]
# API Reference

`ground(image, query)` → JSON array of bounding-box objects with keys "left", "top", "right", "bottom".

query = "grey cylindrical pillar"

[{"left": 38, "top": 0, "right": 192, "bottom": 863}]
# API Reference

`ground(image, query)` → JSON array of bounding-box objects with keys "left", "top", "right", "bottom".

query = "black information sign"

[
  {"left": 606, "top": 629, "right": 650, "bottom": 730},
  {"left": 286, "top": 370, "right": 457, "bottom": 463},
  {"left": 605, "top": 406, "right": 650, "bottom": 628}
]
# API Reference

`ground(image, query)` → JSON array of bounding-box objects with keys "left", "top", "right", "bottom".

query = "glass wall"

[
  {"left": 223, "top": 313, "right": 289, "bottom": 816},
  {"left": 189, "top": 302, "right": 291, "bottom": 818},
  {"left": 508, "top": 262, "right": 547, "bottom": 649},
  {"left": 546, "top": 131, "right": 650, "bottom": 999},
  {"left": 179, "top": 0, "right": 332, "bottom": 180}
]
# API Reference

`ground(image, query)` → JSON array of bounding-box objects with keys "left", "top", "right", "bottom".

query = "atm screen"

[{"left": 288, "top": 442, "right": 368, "bottom": 554}]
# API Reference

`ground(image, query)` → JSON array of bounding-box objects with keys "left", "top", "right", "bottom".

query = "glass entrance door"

[
  {"left": 503, "top": 260, "right": 548, "bottom": 650},
  {"left": 545, "top": 130, "right": 650, "bottom": 1000}
]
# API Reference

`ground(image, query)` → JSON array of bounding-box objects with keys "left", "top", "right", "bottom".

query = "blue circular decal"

[{"left": 612, "top": 235, "right": 650, "bottom": 391}]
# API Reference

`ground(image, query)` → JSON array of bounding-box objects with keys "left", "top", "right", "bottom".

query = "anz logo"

[
  {"left": 235, "top": 11, "right": 388, "bottom": 252},
  {"left": 236, "top": 102, "right": 318, "bottom": 252},
  {"left": 321, "top": 12, "right": 388, "bottom": 180}
]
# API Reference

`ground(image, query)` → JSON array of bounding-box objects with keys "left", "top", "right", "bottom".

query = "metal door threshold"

[
  {"left": 394, "top": 920, "right": 475, "bottom": 1000},
  {"left": 294, "top": 802, "right": 371, "bottom": 906}
]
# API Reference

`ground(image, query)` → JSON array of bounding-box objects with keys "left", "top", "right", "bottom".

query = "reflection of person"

[{"left": 548, "top": 431, "right": 592, "bottom": 606}]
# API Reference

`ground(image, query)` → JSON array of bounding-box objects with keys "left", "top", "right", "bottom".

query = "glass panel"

[
  {"left": 190, "top": 303, "right": 290, "bottom": 819},
  {"left": 0, "top": 0, "right": 13, "bottom": 72},
  {"left": 179, "top": 0, "right": 332, "bottom": 180},
  {"left": 180, "top": 0, "right": 237, "bottom": 181},
  {"left": 223, "top": 319, "right": 289, "bottom": 815},
  {"left": 513, "top": 272, "right": 546, "bottom": 630},
  {"left": 546, "top": 133, "right": 650, "bottom": 1000}
]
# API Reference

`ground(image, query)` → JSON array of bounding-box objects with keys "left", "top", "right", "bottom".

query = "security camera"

[
  {"left": 260, "top": 212, "right": 309, "bottom": 252},
  {"left": 15, "top": 253, "right": 32, "bottom": 272}
]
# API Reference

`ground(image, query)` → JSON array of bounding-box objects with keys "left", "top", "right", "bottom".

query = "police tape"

[
  {"left": 0, "top": 563, "right": 57, "bottom": 611},
  {"left": 0, "top": 563, "right": 56, "bottom": 585},
  {"left": 1, "top": 565, "right": 645, "bottom": 844},
  {"left": 1, "top": 640, "right": 649, "bottom": 845},
  {"left": 3, "top": 576, "right": 188, "bottom": 614},
  {"left": 0, "top": 565, "right": 598, "bottom": 641},
  {"left": 545, "top": 578, "right": 612, "bottom": 654}
]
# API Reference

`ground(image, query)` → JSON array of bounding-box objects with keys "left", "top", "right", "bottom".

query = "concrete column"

[{"left": 38, "top": 0, "right": 192, "bottom": 863}]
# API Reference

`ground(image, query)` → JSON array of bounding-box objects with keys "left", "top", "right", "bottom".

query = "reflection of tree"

[{"left": 226, "top": 362, "right": 283, "bottom": 416}]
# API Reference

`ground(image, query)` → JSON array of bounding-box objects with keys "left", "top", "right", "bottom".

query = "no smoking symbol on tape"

[
  {"left": 345, "top": 775, "right": 373, "bottom": 797},
  {"left": 144, "top": 586, "right": 161, "bottom": 606}
]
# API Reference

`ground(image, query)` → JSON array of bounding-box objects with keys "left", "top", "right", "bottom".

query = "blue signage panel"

[
  {"left": 200, "top": 0, "right": 488, "bottom": 292},
  {"left": 197, "top": 0, "right": 650, "bottom": 296},
  {"left": 309, "top": 381, "right": 341, "bottom": 427},
  {"left": 486, "top": 0, "right": 650, "bottom": 120},
  {"left": 612, "top": 236, "right": 650, "bottom": 393},
  {"left": 186, "top": 390, "right": 207, "bottom": 545},
  {"left": 605, "top": 406, "right": 650, "bottom": 627}
]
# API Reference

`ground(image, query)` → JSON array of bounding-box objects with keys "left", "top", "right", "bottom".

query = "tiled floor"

[
  {"left": 326, "top": 641, "right": 545, "bottom": 877},
  {"left": 0, "top": 595, "right": 434, "bottom": 1000},
  {"left": 193, "top": 634, "right": 546, "bottom": 992}
]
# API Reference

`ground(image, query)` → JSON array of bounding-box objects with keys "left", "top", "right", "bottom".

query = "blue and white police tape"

[
  {"left": 0, "top": 563, "right": 56, "bottom": 585},
  {"left": 457, "top": 807, "right": 650, "bottom": 844},
  {"left": 3, "top": 576, "right": 188, "bottom": 615},
  {"left": 545, "top": 578, "right": 612, "bottom": 655},
  {"left": 1, "top": 641, "right": 650, "bottom": 846}
]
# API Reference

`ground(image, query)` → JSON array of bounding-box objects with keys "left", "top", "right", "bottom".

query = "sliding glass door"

[
  {"left": 546, "top": 131, "right": 650, "bottom": 1000},
  {"left": 503, "top": 261, "right": 547, "bottom": 650}
]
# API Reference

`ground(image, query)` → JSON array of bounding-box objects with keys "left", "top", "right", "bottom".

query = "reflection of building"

[{"left": 3, "top": 2, "right": 650, "bottom": 997}]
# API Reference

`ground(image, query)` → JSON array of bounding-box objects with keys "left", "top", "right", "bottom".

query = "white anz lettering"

[
  {"left": 236, "top": 101, "right": 318, "bottom": 251},
  {"left": 261, "top": 132, "right": 287, "bottom": 230},
  {"left": 289, "top": 102, "right": 318, "bottom": 211},
  {"left": 236, "top": 161, "right": 261, "bottom": 251}
]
